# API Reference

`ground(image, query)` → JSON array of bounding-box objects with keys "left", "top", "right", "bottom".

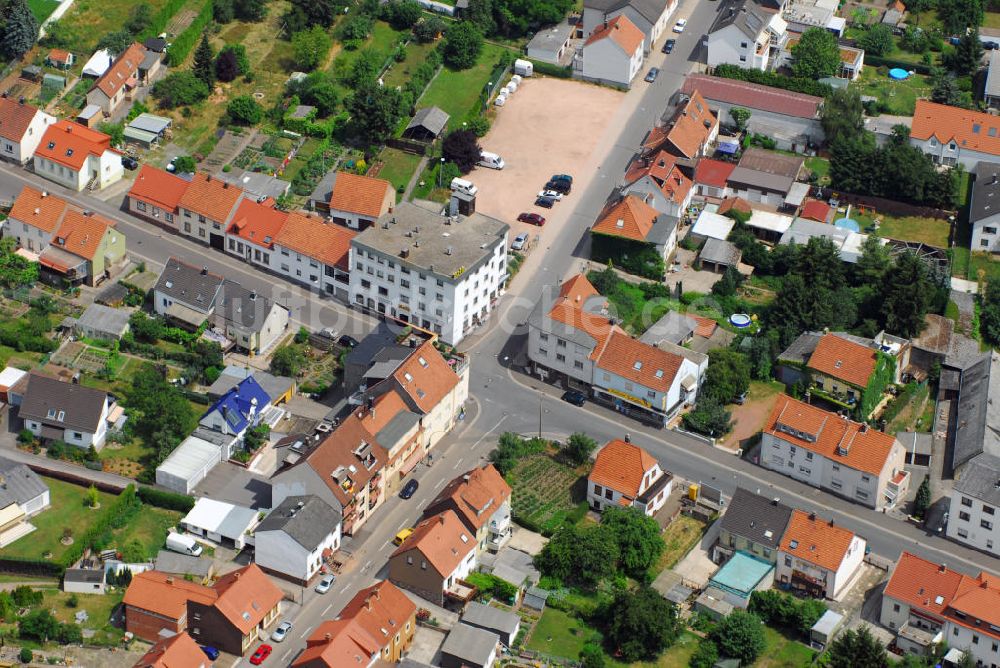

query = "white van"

[
  {"left": 450, "top": 177, "right": 478, "bottom": 197},
  {"left": 478, "top": 151, "right": 505, "bottom": 170},
  {"left": 166, "top": 532, "right": 203, "bottom": 556}
]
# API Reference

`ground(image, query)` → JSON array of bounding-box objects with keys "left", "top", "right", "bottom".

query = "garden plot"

[{"left": 508, "top": 454, "right": 587, "bottom": 534}]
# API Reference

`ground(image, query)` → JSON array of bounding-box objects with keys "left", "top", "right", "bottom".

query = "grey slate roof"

[
  {"left": 584, "top": 0, "right": 670, "bottom": 25},
  {"left": 75, "top": 303, "right": 131, "bottom": 338},
  {"left": 700, "top": 237, "right": 742, "bottom": 267},
  {"left": 207, "top": 366, "right": 294, "bottom": 403},
  {"left": 155, "top": 258, "right": 224, "bottom": 313},
  {"left": 0, "top": 457, "right": 48, "bottom": 508},
  {"left": 710, "top": 0, "right": 772, "bottom": 39},
  {"left": 441, "top": 623, "right": 499, "bottom": 665},
  {"left": 375, "top": 410, "right": 421, "bottom": 449},
  {"left": 406, "top": 106, "right": 449, "bottom": 137},
  {"left": 256, "top": 495, "right": 342, "bottom": 551},
  {"left": 462, "top": 601, "right": 520, "bottom": 637},
  {"left": 728, "top": 167, "right": 794, "bottom": 195},
  {"left": 971, "top": 161, "right": 1000, "bottom": 224},
  {"left": 778, "top": 331, "right": 823, "bottom": 365},
  {"left": 882, "top": 7, "right": 903, "bottom": 24},
  {"left": 127, "top": 113, "right": 171, "bottom": 135},
  {"left": 217, "top": 281, "right": 280, "bottom": 334},
  {"left": 19, "top": 374, "right": 107, "bottom": 433},
  {"left": 155, "top": 550, "right": 213, "bottom": 578},
  {"left": 954, "top": 453, "right": 1000, "bottom": 508},
  {"left": 640, "top": 311, "right": 697, "bottom": 346},
  {"left": 953, "top": 352, "right": 1000, "bottom": 472},
  {"left": 719, "top": 488, "right": 793, "bottom": 549},
  {"left": 65, "top": 568, "right": 103, "bottom": 583}
]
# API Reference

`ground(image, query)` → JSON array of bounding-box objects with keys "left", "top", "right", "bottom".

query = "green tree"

[
  {"left": 383, "top": 0, "right": 423, "bottom": 29},
  {"left": 859, "top": 23, "right": 895, "bottom": 55},
  {"left": 703, "top": 349, "right": 751, "bottom": 405},
  {"left": 347, "top": 83, "right": 405, "bottom": 144},
  {"left": 127, "top": 365, "right": 198, "bottom": 465},
  {"left": 949, "top": 27, "right": 984, "bottom": 76},
  {"left": 96, "top": 28, "right": 134, "bottom": 56},
  {"left": 192, "top": 33, "right": 215, "bottom": 86},
  {"left": 579, "top": 644, "right": 605, "bottom": 668},
  {"left": 713, "top": 611, "right": 766, "bottom": 665},
  {"left": 821, "top": 87, "right": 865, "bottom": 146},
  {"left": 126, "top": 4, "right": 153, "bottom": 34},
  {"left": 340, "top": 13, "right": 373, "bottom": 41},
  {"left": 2, "top": 0, "right": 39, "bottom": 60},
  {"left": 711, "top": 265, "right": 743, "bottom": 297},
  {"left": 931, "top": 71, "right": 964, "bottom": 106},
  {"left": 855, "top": 233, "right": 893, "bottom": 286},
  {"left": 227, "top": 95, "right": 264, "bottom": 125},
  {"left": 690, "top": 640, "right": 719, "bottom": 668},
  {"left": 913, "top": 475, "right": 932, "bottom": 519},
  {"left": 828, "top": 627, "right": 889, "bottom": 668},
  {"left": 535, "top": 524, "right": 619, "bottom": 585},
  {"left": 291, "top": 71, "right": 339, "bottom": 116},
  {"left": 172, "top": 155, "right": 197, "bottom": 173},
  {"left": 153, "top": 70, "right": 210, "bottom": 108},
  {"left": 938, "top": 0, "right": 984, "bottom": 34},
  {"left": 881, "top": 251, "right": 935, "bottom": 337},
  {"left": 292, "top": 25, "right": 333, "bottom": 71},
  {"left": 681, "top": 398, "right": 732, "bottom": 438},
  {"left": 465, "top": 0, "right": 496, "bottom": 34},
  {"left": 97, "top": 121, "right": 125, "bottom": 147},
  {"left": 270, "top": 345, "right": 308, "bottom": 376},
  {"left": 18, "top": 609, "right": 59, "bottom": 642},
  {"left": 214, "top": 0, "right": 236, "bottom": 23},
  {"left": 128, "top": 312, "right": 165, "bottom": 342},
  {"left": 215, "top": 48, "right": 241, "bottom": 82},
  {"left": 285, "top": 0, "right": 342, "bottom": 31},
  {"left": 443, "top": 21, "right": 484, "bottom": 69},
  {"left": 600, "top": 587, "right": 679, "bottom": 662},
  {"left": 442, "top": 129, "right": 482, "bottom": 173},
  {"left": 729, "top": 107, "right": 752, "bottom": 131},
  {"left": 562, "top": 432, "right": 597, "bottom": 466},
  {"left": 235, "top": 0, "right": 268, "bottom": 21},
  {"left": 19, "top": 648, "right": 32, "bottom": 664},
  {"left": 414, "top": 16, "right": 446, "bottom": 42},
  {"left": 981, "top": 280, "right": 1000, "bottom": 345},
  {"left": 0, "top": 237, "right": 38, "bottom": 289},
  {"left": 791, "top": 27, "right": 841, "bottom": 78},
  {"left": 600, "top": 506, "right": 665, "bottom": 577},
  {"left": 85, "top": 484, "right": 99, "bottom": 509}
]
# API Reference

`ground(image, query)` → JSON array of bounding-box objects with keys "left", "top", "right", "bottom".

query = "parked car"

[
  {"left": 338, "top": 335, "right": 359, "bottom": 348},
  {"left": 121, "top": 156, "right": 139, "bottom": 170},
  {"left": 544, "top": 179, "right": 571, "bottom": 194},
  {"left": 644, "top": 67, "right": 660, "bottom": 83},
  {"left": 535, "top": 196, "right": 556, "bottom": 208},
  {"left": 537, "top": 189, "right": 564, "bottom": 201},
  {"left": 734, "top": 391, "right": 748, "bottom": 405},
  {"left": 250, "top": 645, "right": 273, "bottom": 665},
  {"left": 663, "top": 39, "right": 676, "bottom": 54},
  {"left": 315, "top": 574, "right": 335, "bottom": 594},
  {"left": 550, "top": 174, "right": 573, "bottom": 185},
  {"left": 517, "top": 212, "right": 546, "bottom": 226},
  {"left": 200, "top": 646, "right": 220, "bottom": 660},
  {"left": 271, "top": 621, "right": 293, "bottom": 642},
  {"left": 673, "top": 18, "right": 687, "bottom": 32},
  {"left": 561, "top": 390, "right": 586, "bottom": 407},
  {"left": 987, "top": 40, "right": 1000, "bottom": 50},
  {"left": 511, "top": 233, "right": 529, "bottom": 251},
  {"left": 394, "top": 527, "right": 415, "bottom": 545},
  {"left": 399, "top": 478, "right": 419, "bottom": 499}
]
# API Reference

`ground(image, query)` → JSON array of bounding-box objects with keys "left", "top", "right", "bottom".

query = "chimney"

[
  {"left": 41, "top": 191, "right": 47, "bottom": 198},
  {"left": 439, "top": 515, "right": 446, "bottom": 525},
  {"left": 808, "top": 511, "right": 816, "bottom": 521},
  {"left": 166, "top": 576, "right": 174, "bottom": 584},
  {"left": 463, "top": 474, "right": 470, "bottom": 482},
  {"left": 324, "top": 633, "right": 332, "bottom": 641},
  {"left": 223, "top": 182, "right": 229, "bottom": 189},
  {"left": 234, "top": 571, "right": 241, "bottom": 579},
  {"left": 206, "top": 174, "right": 211, "bottom": 181},
  {"left": 860, "top": 423, "right": 868, "bottom": 433},
  {"left": 828, "top": 519, "right": 834, "bottom": 527},
  {"left": 201, "top": 266, "right": 208, "bottom": 275},
  {"left": 939, "top": 563, "right": 947, "bottom": 573}
]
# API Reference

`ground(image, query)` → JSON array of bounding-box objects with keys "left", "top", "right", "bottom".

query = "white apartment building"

[
  {"left": 579, "top": 15, "right": 645, "bottom": 88},
  {"left": 777, "top": 509, "right": 866, "bottom": 599},
  {"left": 273, "top": 211, "right": 355, "bottom": 301},
  {"left": 0, "top": 97, "right": 55, "bottom": 165},
  {"left": 947, "top": 453, "right": 1000, "bottom": 556},
  {"left": 350, "top": 202, "right": 509, "bottom": 345},
  {"left": 707, "top": 1, "right": 788, "bottom": 71}
]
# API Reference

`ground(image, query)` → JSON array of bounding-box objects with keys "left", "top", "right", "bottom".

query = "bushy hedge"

[
  {"left": 167, "top": 0, "right": 214, "bottom": 66},
  {"left": 137, "top": 486, "right": 196, "bottom": 512},
  {"left": 864, "top": 54, "right": 933, "bottom": 75},
  {"left": 528, "top": 59, "right": 572, "bottom": 78},
  {"left": 713, "top": 64, "right": 833, "bottom": 98},
  {"left": 138, "top": 0, "right": 188, "bottom": 41},
  {"left": 748, "top": 590, "right": 826, "bottom": 637},
  {"left": 59, "top": 485, "right": 142, "bottom": 568},
  {"left": 465, "top": 572, "right": 519, "bottom": 603}
]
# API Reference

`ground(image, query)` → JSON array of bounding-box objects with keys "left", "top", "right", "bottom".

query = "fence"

[
  {"left": 820, "top": 187, "right": 956, "bottom": 220},
  {"left": 386, "top": 137, "right": 429, "bottom": 155}
]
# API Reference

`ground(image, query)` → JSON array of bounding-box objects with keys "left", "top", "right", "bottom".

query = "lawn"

[
  {"left": 46, "top": 0, "right": 176, "bottom": 54},
  {"left": 27, "top": 0, "right": 60, "bottom": 23},
  {"left": 754, "top": 626, "right": 816, "bottom": 667},
  {"left": 329, "top": 21, "right": 408, "bottom": 96},
  {"left": 508, "top": 453, "right": 588, "bottom": 535},
  {"left": 588, "top": 271, "right": 682, "bottom": 335},
  {"left": 804, "top": 157, "right": 830, "bottom": 186},
  {"left": 376, "top": 148, "right": 423, "bottom": 200},
  {"left": 649, "top": 514, "right": 707, "bottom": 576},
  {"left": 968, "top": 251, "right": 1000, "bottom": 284},
  {"left": 411, "top": 160, "right": 453, "bottom": 202},
  {"left": 110, "top": 506, "right": 182, "bottom": 559},
  {"left": 851, "top": 67, "right": 932, "bottom": 116},
  {"left": 0, "top": 345, "right": 43, "bottom": 370},
  {"left": 382, "top": 38, "right": 439, "bottom": 89},
  {"left": 417, "top": 42, "right": 513, "bottom": 130},
  {"left": 875, "top": 213, "right": 952, "bottom": 248},
  {"left": 0, "top": 478, "right": 115, "bottom": 562},
  {"left": 44, "top": 589, "right": 125, "bottom": 646},
  {"left": 985, "top": 11, "right": 1000, "bottom": 28},
  {"left": 526, "top": 607, "right": 595, "bottom": 660}
]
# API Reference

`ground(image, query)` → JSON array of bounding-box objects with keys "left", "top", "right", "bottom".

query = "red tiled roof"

[
  {"left": 9, "top": 185, "right": 68, "bottom": 233},
  {"left": 547, "top": 275, "right": 616, "bottom": 362},
  {"left": 717, "top": 197, "right": 752, "bottom": 216},
  {"left": 592, "top": 195, "right": 660, "bottom": 242},
  {"left": 807, "top": 333, "right": 878, "bottom": 388},
  {"left": 338, "top": 580, "right": 416, "bottom": 647},
  {"left": 293, "top": 619, "right": 380, "bottom": 668},
  {"left": 584, "top": 15, "right": 644, "bottom": 54},
  {"left": 34, "top": 120, "right": 112, "bottom": 171},
  {"left": 681, "top": 74, "right": 822, "bottom": 119},
  {"left": 129, "top": 165, "right": 189, "bottom": 213},
  {"left": 51, "top": 210, "right": 115, "bottom": 261},
  {"left": 179, "top": 173, "right": 244, "bottom": 223},
  {"left": 595, "top": 329, "right": 684, "bottom": 393},
  {"left": 695, "top": 158, "right": 737, "bottom": 189},
  {"left": 124, "top": 570, "right": 216, "bottom": 622},
  {"left": 329, "top": 172, "right": 393, "bottom": 218},
  {"left": 228, "top": 198, "right": 288, "bottom": 250},
  {"left": 691, "top": 315, "right": 718, "bottom": 339},
  {"left": 665, "top": 91, "right": 717, "bottom": 159},
  {"left": 911, "top": 99, "right": 1000, "bottom": 157},
  {"left": 93, "top": 43, "right": 144, "bottom": 100},
  {"left": 392, "top": 339, "right": 459, "bottom": 413},
  {"left": 391, "top": 510, "right": 474, "bottom": 576},
  {"left": 211, "top": 564, "right": 283, "bottom": 635},
  {"left": 276, "top": 212, "right": 356, "bottom": 270},
  {"left": 590, "top": 439, "right": 659, "bottom": 497},
  {"left": 799, "top": 199, "right": 831, "bottom": 223},
  {"left": 48, "top": 49, "right": 72, "bottom": 64},
  {"left": 765, "top": 394, "right": 899, "bottom": 476},
  {"left": 133, "top": 632, "right": 207, "bottom": 668},
  {"left": 0, "top": 97, "right": 41, "bottom": 143},
  {"left": 425, "top": 464, "right": 511, "bottom": 532},
  {"left": 305, "top": 413, "right": 388, "bottom": 507},
  {"left": 624, "top": 150, "right": 693, "bottom": 206},
  {"left": 780, "top": 509, "right": 857, "bottom": 573}
]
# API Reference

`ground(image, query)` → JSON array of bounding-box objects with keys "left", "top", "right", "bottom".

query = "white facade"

[
  {"left": 776, "top": 533, "right": 865, "bottom": 599},
  {"left": 528, "top": 322, "right": 598, "bottom": 388},
  {"left": 254, "top": 527, "right": 341, "bottom": 583},
  {"left": 350, "top": 238, "right": 508, "bottom": 346},
  {"left": 707, "top": 13, "right": 787, "bottom": 71},
  {"left": 9, "top": 216, "right": 57, "bottom": 253},
  {"left": 0, "top": 109, "right": 55, "bottom": 165},
  {"left": 32, "top": 149, "right": 123, "bottom": 192},
  {"left": 910, "top": 136, "right": 999, "bottom": 170},
  {"left": 972, "top": 212, "right": 1000, "bottom": 253},
  {"left": 215, "top": 300, "right": 289, "bottom": 355},
  {"left": 593, "top": 356, "right": 701, "bottom": 423},
  {"left": 24, "top": 401, "right": 109, "bottom": 450},
  {"left": 588, "top": 465, "right": 673, "bottom": 515},
  {"left": 20, "top": 489, "right": 50, "bottom": 516},
  {"left": 623, "top": 175, "right": 692, "bottom": 218},
  {"left": 272, "top": 242, "right": 349, "bottom": 300},
  {"left": 581, "top": 31, "right": 645, "bottom": 87},
  {"left": 947, "top": 489, "right": 1000, "bottom": 556},
  {"left": 581, "top": 1, "right": 676, "bottom": 52}
]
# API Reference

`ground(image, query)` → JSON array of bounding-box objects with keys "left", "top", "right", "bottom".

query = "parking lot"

[{"left": 469, "top": 76, "right": 625, "bottom": 241}]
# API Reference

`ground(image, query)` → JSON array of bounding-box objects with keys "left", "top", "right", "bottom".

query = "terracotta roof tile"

[
  {"left": 329, "top": 172, "right": 393, "bottom": 218},
  {"left": 391, "top": 510, "right": 474, "bottom": 575},
  {"left": 48, "top": 49, "right": 72, "bottom": 64},
  {"left": 124, "top": 570, "right": 216, "bottom": 621},
  {"left": 9, "top": 184, "right": 69, "bottom": 233},
  {"left": 304, "top": 414, "right": 388, "bottom": 507},
  {"left": 695, "top": 158, "right": 737, "bottom": 189},
  {"left": 338, "top": 580, "right": 416, "bottom": 646},
  {"left": 624, "top": 151, "right": 693, "bottom": 206},
  {"left": 911, "top": 99, "right": 1000, "bottom": 157},
  {"left": 780, "top": 509, "right": 857, "bottom": 572},
  {"left": 128, "top": 165, "right": 189, "bottom": 213},
  {"left": 590, "top": 439, "right": 659, "bottom": 497},
  {"left": 681, "top": 74, "right": 822, "bottom": 119},
  {"left": 34, "top": 120, "right": 113, "bottom": 171},
  {"left": 51, "top": 209, "right": 116, "bottom": 261},
  {"left": 665, "top": 91, "right": 718, "bottom": 159},
  {"left": 765, "top": 394, "right": 899, "bottom": 476},
  {"left": 585, "top": 15, "right": 644, "bottom": 54},
  {"left": 179, "top": 173, "right": 244, "bottom": 223},
  {"left": 547, "top": 275, "right": 616, "bottom": 361},
  {"left": 276, "top": 212, "right": 356, "bottom": 270},
  {"left": 595, "top": 329, "right": 684, "bottom": 392},
  {"left": 133, "top": 632, "right": 207, "bottom": 668},
  {"left": 717, "top": 197, "right": 752, "bottom": 216},
  {"left": 592, "top": 195, "right": 660, "bottom": 242},
  {"left": 210, "top": 563, "right": 283, "bottom": 635},
  {"left": 293, "top": 619, "right": 381, "bottom": 667},
  {"left": 807, "top": 333, "right": 878, "bottom": 388},
  {"left": 392, "top": 339, "right": 460, "bottom": 413},
  {"left": 228, "top": 198, "right": 288, "bottom": 250},
  {"left": 424, "top": 464, "right": 511, "bottom": 532},
  {"left": 799, "top": 199, "right": 831, "bottom": 223},
  {"left": 93, "top": 43, "right": 144, "bottom": 99},
  {"left": 691, "top": 315, "right": 718, "bottom": 339},
  {"left": 0, "top": 97, "right": 42, "bottom": 143},
  {"left": 885, "top": 552, "right": 998, "bottom": 628}
]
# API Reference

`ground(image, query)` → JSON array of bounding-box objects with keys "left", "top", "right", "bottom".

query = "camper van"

[
  {"left": 166, "top": 532, "right": 203, "bottom": 556},
  {"left": 478, "top": 151, "right": 505, "bottom": 170},
  {"left": 450, "top": 177, "right": 478, "bottom": 197}
]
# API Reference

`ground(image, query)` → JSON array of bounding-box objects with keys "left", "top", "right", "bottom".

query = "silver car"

[
  {"left": 315, "top": 574, "right": 335, "bottom": 594},
  {"left": 271, "top": 621, "right": 293, "bottom": 642},
  {"left": 511, "top": 233, "right": 528, "bottom": 251}
]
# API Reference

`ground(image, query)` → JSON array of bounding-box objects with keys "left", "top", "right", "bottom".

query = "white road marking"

[
  {"left": 282, "top": 649, "right": 293, "bottom": 662},
  {"left": 471, "top": 416, "right": 508, "bottom": 448},
  {"left": 452, "top": 460, "right": 461, "bottom": 469},
  {"left": 322, "top": 603, "right": 333, "bottom": 616},
  {"left": 299, "top": 625, "right": 313, "bottom": 639},
  {"left": 434, "top": 478, "right": 447, "bottom": 491},
  {"left": 396, "top": 518, "right": 408, "bottom": 530},
  {"left": 339, "top": 584, "right": 350, "bottom": 593}
]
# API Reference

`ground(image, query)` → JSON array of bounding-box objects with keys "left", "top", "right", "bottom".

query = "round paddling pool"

[
  {"left": 730, "top": 314, "right": 752, "bottom": 328},
  {"left": 888, "top": 68, "right": 910, "bottom": 80},
  {"left": 835, "top": 218, "right": 861, "bottom": 232}
]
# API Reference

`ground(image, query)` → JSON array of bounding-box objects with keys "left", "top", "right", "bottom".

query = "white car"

[
  {"left": 511, "top": 233, "right": 528, "bottom": 251},
  {"left": 271, "top": 621, "right": 293, "bottom": 642},
  {"left": 315, "top": 574, "right": 335, "bottom": 594},
  {"left": 537, "top": 189, "right": 564, "bottom": 201},
  {"left": 673, "top": 18, "right": 687, "bottom": 32}
]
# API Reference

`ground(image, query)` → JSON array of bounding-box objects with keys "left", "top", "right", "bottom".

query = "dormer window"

[
  {"left": 65, "top": 149, "right": 73, "bottom": 157},
  {"left": 47, "top": 141, "right": 55, "bottom": 149},
  {"left": 46, "top": 408, "right": 56, "bottom": 418}
]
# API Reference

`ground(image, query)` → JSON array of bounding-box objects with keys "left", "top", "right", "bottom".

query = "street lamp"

[
  {"left": 538, "top": 392, "right": 544, "bottom": 439},
  {"left": 437, "top": 157, "right": 445, "bottom": 188}
]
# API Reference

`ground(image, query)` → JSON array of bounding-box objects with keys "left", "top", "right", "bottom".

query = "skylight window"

[
  {"left": 633, "top": 361, "right": 642, "bottom": 370},
  {"left": 46, "top": 408, "right": 56, "bottom": 418},
  {"left": 47, "top": 141, "right": 55, "bottom": 149},
  {"left": 242, "top": 612, "right": 251, "bottom": 621},
  {"left": 974, "top": 124, "right": 982, "bottom": 134},
  {"left": 789, "top": 540, "right": 799, "bottom": 549},
  {"left": 418, "top": 356, "right": 428, "bottom": 367},
  {"left": 403, "top": 372, "right": 413, "bottom": 382},
  {"left": 65, "top": 149, "right": 73, "bottom": 157},
  {"left": 655, "top": 369, "right": 664, "bottom": 378},
  {"left": 460, "top": 534, "right": 469, "bottom": 543}
]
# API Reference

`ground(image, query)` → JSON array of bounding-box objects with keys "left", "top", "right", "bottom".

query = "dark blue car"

[{"left": 200, "top": 646, "right": 220, "bottom": 660}]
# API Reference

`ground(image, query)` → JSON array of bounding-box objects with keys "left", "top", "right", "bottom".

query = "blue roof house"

[{"left": 199, "top": 376, "right": 271, "bottom": 437}]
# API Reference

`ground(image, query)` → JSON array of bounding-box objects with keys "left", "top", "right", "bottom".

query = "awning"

[
  {"left": 717, "top": 141, "right": 739, "bottom": 155},
  {"left": 399, "top": 446, "right": 424, "bottom": 477},
  {"left": 785, "top": 182, "right": 811, "bottom": 207},
  {"left": 165, "top": 302, "right": 209, "bottom": 328},
  {"left": 681, "top": 375, "right": 697, "bottom": 391},
  {"left": 124, "top": 126, "right": 158, "bottom": 145},
  {"left": 39, "top": 246, "right": 85, "bottom": 274}
]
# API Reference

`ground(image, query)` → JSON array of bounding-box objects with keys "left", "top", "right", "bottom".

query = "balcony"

[
  {"left": 898, "top": 622, "right": 941, "bottom": 649},
  {"left": 487, "top": 526, "right": 512, "bottom": 551},
  {"left": 369, "top": 474, "right": 382, "bottom": 491},
  {"left": 444, "top": 579, "right": 477, "bottom": 602},
  {"left": 887, "top": 470, "right": 910, "bottom": 501}
]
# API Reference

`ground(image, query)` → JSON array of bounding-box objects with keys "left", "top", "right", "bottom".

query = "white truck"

[
  {"left": 450, "top": 177, "right": 478, "bottom": 197},
  {"left": 166, "top": 532, "right": 203, "bottom": 556},
  {"left": 478, "top": 151, "right": 505, "bottom": 170}
]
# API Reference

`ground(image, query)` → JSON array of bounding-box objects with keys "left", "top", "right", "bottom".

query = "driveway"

[{"left": 721, "top": 382, "right": 784, "bottom": 452}]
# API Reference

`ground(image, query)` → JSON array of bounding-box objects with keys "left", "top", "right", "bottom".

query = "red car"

[
  {"left": 517, "top": 212, "right": 546, "bottom": 226},
  {"left": 250, "top": 644, "right": 273, "bottom": 665}
]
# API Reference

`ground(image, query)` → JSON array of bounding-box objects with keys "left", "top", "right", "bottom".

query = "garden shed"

[{"left": 403, "top": 106, "right": 450, "bottom": 141}]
